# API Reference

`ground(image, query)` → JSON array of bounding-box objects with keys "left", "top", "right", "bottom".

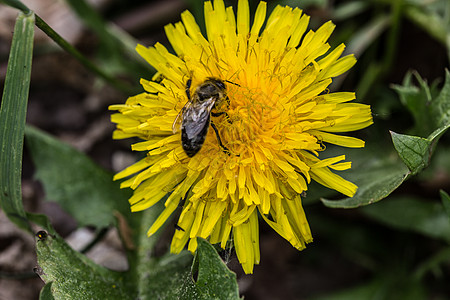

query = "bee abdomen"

[{"left": 181, "top": 125, "right": 209, "bottom": 157}]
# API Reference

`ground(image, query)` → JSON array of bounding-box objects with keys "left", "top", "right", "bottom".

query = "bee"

[{"left": 173, "top": 77, "right": 231, "bottom": 157}]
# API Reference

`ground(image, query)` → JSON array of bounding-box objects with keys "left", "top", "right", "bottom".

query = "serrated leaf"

[
  {"left": 432, "top": 69, "right": 450, "bottom": 127},
  {"left": 390, "top": 131, "right": 430, "bottom": 174},
  {"left": 392, "top": 70, "right": 450, "bottom": 137},
  {"left": 0, "top": 11, "right": 34, "bottom": 232},
  {"left": 25, "top": 126, "right": 132, "bottom": 228},
  {"left": 390, "top": 123, "right": 450, "bottom": 175},
  {"left": 361, "top": 197, "right": 450, "bottom": 243},
  {"left": 35, "top": 230, "right": 132, "bottom": 300}
]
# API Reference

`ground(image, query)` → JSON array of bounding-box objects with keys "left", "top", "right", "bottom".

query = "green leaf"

[
  {"left": 0, "top": 11, "right": 34, "bottom": 232},
  {"left": 361, "top": 197, "right": 450, "bottom": 243},
  {"left": 27, "top": 212, "right": 57, "bottom": 236},
  {"left": 321, "top": 160, "right": 409, "bottom": 209},
  {"left": 324, "top": 70, "right": 450, "bottom": 208},
  {"left": 139, "top": 251, "right": 197, "bottom": 299},
  {"left": 39, "top": 282, "right": 55, "bottom": 300},
  {"left": 25, "top": 125, "right": 132, "bottom": 228},
  {"left": 195, "top": 238, "right": 240, "bottom": 300},
  {"left": 390, "top": 132, "right": 431, "bottom": 174},
  {"left": 0, "top": 0, "right": 31, "bottom": 13},
  {"left": 35, "top": 230, "right": 132, "bottom": 299},
  {"left": 139, "top": 239, "right": 240, "bottom": 300},
  {"left": 134, "top": 208, "right": 239, "bottom": 300},
  {"left": 321, "top": 145, "right": 410, "bottom": 208},
  {"left": 25, "top": 128, "right": 240, "bottom": 298},
  {"left": 391, "top": 123, "right": 450, "bottom": 175}
]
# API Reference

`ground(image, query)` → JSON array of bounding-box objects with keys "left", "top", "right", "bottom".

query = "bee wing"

[
  {"left": 172, "top": 100, "right": 192, "bottom": 134},
  {"left": 182, "top": 97, "right": 216, "bottom": 139}
]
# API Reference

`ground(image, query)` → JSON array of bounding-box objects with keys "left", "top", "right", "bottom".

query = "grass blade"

[{"left": 0, "top": 11, "right": 35, "bottom": 232}]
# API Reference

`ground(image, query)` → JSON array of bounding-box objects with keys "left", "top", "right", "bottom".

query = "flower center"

[{"left": 208, "top": 84, "right": 283, "bottom": 158}]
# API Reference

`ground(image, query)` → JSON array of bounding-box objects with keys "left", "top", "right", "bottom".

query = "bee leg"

[
  {"left": 185, "top": 79, "right": 192, "bottom": 100},
  {"left": 211, "top": 111, "right": 232, "bottom": 124},
  {"left": 210, "top": 121, "right": 230, "bottom": 156}
]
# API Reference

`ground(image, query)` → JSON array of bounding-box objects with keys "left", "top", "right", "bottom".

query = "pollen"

[{"left": 110, "top": 0, "right": 373, "bottom": 274}]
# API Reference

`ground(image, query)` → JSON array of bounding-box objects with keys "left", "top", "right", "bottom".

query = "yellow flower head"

[{"left": 110, "top": 0, "right": 373, "bottom": 274}]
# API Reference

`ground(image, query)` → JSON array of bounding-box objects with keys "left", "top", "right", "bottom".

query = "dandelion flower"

[{"left": 110, "top": 0, "right": 373, "bottom": 274}]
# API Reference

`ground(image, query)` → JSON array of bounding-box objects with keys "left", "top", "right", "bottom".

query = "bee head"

[{"left": 197, "top": 78, "right": 227, "bottom": 101}]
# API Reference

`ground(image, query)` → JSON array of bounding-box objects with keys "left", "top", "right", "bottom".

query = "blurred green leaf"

[
  {"left": 279, "top": 0, "right": 327, "bottom": 9},
  {"left": 313, "top": 275, "right": 426, "bottom": 300},
  {"left": 392, "top": 70, "right": 450, "bottom": 137},
  {"left": 355, "top": 63, "right": 384, "bottom": 101},
  {"left": 345, "top": 15, "right": 390, "bottom": 59},
  {"left": 63, "top": 0, "right": 153, "bottom": 82},
  {"left": 361, "top": 197, "right": 450, "bottom": 243},
  {"left": 25, "top": 126, "right": 132, "bottom": 228},
  {"left": 313, "top": 280, "right": 387, "bottom": 300},
  {"left": 404, "top": 3, "right": 449, "bottom": 47},
  {"left": 433, "top": 70, "right": 450, "bottom": 128},
  {"left": 2, "top": 0, "right": 136, "bottom": 93},
  {"left": 333, "top": 16, "right": 389, "bottom": 92},
  {"left": 413, "top": 246, "right": 450, "bottom": 281},
  {"left": 333, "top": 1, "right": 369, "bottom": 21},
  {"left": 0, "top": 0, "right": 30, "bottom": 12},
  {"left": 27, "top": 212, "right": 57, "bottom": 236},
  {"left": 0, "top": 11, "right": 34, "bottom": 232},
  {"left": 441, "top": 190, "right": 450, "bottom": 220},
  {"left": 35, "top": 230, "right": 132, "bottom": 299}
]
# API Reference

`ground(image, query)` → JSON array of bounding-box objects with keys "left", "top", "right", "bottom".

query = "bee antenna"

[{"left": 225, "top": 80, "right": 240, "bottom": 87}]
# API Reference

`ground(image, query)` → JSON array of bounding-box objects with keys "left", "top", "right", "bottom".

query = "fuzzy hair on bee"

[{"left": 173, "top": 77, "right": 231, "bottom": 157}]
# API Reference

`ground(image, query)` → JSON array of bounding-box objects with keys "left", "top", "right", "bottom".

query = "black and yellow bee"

[{"left": 173, "top": 77, "right": 231, "bottom": 157}]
